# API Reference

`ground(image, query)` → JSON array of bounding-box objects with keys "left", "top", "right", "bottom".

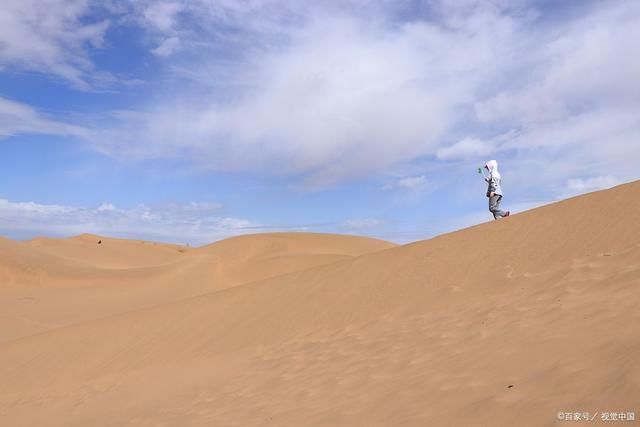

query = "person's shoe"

[{"left": 505, "top": 211, "right": 510, "bottom": 217}]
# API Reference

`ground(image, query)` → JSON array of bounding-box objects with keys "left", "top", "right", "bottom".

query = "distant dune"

[
  {"left": 0, "top": 232, "right": 394, "bottom": 344},
  {"left": 1, "top": 182, "right": 639, "bottom": 426}
]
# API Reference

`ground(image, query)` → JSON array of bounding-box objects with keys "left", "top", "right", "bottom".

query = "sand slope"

[{"left": 1, "top": 182, "right": 639, "bottom": 426}]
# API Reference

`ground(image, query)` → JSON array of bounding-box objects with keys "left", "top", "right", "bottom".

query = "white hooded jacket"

[{"left": 485, "top": 160, "right": 503, "bottom": 196}]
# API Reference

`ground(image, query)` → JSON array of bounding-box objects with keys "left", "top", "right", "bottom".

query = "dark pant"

[{"left": 489, "top": 195, "right": 507, "bottom": 219}]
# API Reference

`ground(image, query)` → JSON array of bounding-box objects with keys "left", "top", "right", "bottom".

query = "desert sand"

[{"left": 1, "top": 181, "right": 639, "bottom": 426}]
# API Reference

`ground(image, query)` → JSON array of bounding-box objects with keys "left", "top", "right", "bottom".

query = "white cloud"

[
  {"left": 566, "top": 176, "right": 620, "bottom": 194},
  {"left": 397, "top": 176, "right": 427, "bottom": 190},
  {"left": 94, "top": 5, "right": 519, "bottom": 187},
  {"left": 96, "top": 203, "right": 117, "bottom": 212},
  {"left": 143, "top": 1, "right": 183, "bottom": 33},
  {"left": 475, "top": 5, "right": 640, "bottom": 126},
  {"left": 436, "top": 138, "right": 495, "bottom": 161},
  {"left": 0, "top": 0, "right": 111, "bottom": 89},
  {"left": 344, "top": 218, "right": 383, "bottom": 229},
  {"left": 0, "top": 198, "right": 253, "bottom": 245},
  {"left": 383, "top": 175, "right": 428, "bottom": 192},
  {"left": 152, "top": 37, "right": 181, "bottom": 57},
  {"left": 0, "top": 96, "right": 87, "bottom": 138}
]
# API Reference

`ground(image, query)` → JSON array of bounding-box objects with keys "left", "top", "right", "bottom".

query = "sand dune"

[
  {"left": 189, "top": 232, "right": 396, "bottom": 290},
  {"left": 0, "top": 232, "right": 395, "bottom": 343},
  {"left": 25, "top": 234, "right": 190, "bottom": 269},
  {"left": 1, "top": 182, "right": 639, "bottom": 426}
]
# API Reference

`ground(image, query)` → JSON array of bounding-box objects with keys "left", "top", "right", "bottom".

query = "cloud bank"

[
  {"left": 0, "top": 0, "right": 638, "bottom": 198},
  {"left": 0, "top": 198, "right": 254, "bottom": 245},
  {"left": 88, "top": 0, "right": 640, "bottom": 194}
]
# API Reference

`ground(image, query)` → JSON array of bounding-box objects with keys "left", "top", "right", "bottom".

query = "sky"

[{"left": 0, "top": 0, "right": 638, "bottom": 245}]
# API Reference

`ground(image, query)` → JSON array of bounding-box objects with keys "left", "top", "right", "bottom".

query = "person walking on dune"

[{"left": 481, "top": 160, "right": 510, "bottom": 220}]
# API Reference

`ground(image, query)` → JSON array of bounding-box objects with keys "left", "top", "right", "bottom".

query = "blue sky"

[{"left": 0, "top": 0, "right": 638, "bottom": 245}]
